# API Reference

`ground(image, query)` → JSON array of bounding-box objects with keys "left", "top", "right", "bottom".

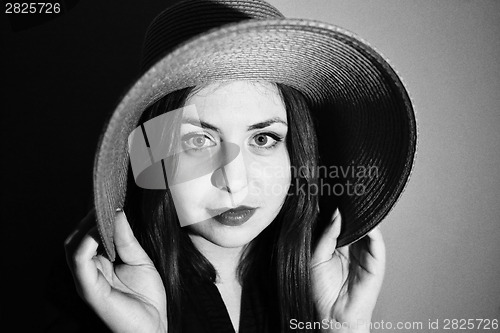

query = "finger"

[
  {"left": 352, "top": 227, "right": 385, "bottom": 261},
  {"left": 64, "top": 209, "right": 96, "bottom": 254},
  {"left": 365, "top": 226, "right": 386, "bottom": 262},
  {"left": 92, "top": 253, "right": 115, "bottom": 283},
  {"left": 349, "top": 227, "right": 385, "bottom": 275},
  {"left": 66, "top": 226, "right": 102, "bottom": 298},
  {"left": 312, "top": 208, "right": 341, "bottom": 266},
  {"left": 114, "top": 210, "right": 153, "bottom": 266},
  {"left": 65, "top": 209, "right": 97, "bottom": 270},
  {"left": 336, "top": 243, "right": 350, "bottom": 261},
  {"left": 332, "top": 243, "right": 350, "bottom": 281}
]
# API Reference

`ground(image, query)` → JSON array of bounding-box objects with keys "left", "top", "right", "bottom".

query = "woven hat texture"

[{"left": 94, "top": 0, "right": 417, "bottom": 261}]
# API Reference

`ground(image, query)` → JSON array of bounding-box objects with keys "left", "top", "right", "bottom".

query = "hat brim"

[{"left": 94, "top": 18, "right": 417, "bottom": 261}]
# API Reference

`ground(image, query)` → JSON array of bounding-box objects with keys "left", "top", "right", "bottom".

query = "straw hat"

[{"left": 94, "top": 0, "right": 417, "bottom": 261}]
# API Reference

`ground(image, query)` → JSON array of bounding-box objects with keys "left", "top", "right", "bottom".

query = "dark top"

[
  {"left": 181, "top": 276, "right": 276, "bottom": 333},
  {"left": 46, "top": 256, "right": 278, "bottom": 332}
]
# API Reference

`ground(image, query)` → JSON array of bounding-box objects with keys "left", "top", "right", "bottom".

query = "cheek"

[
  {"left": 169, "top": 173, "right": 213, "bottom": 226},
  {"left": 248, "top": 152, "right": 291, "bottom": 204}
]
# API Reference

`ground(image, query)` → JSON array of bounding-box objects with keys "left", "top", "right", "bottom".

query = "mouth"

[{"left": 207, "top": 205, "right": 257, "bottom": 226}]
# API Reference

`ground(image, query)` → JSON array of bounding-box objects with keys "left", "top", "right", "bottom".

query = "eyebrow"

[
  {"left": 248, "top": 117, "right": 288, "bottom": 130},
  {"left": 182, "top": 118, "right": 220, "bottom": 132},
  {"left": 181, "top": 116, "right": 288, "bottom": 132}
]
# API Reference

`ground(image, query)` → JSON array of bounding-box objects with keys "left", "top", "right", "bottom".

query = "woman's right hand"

[{"left": 65, "top": 209, "right": 167, "bottom": 333}]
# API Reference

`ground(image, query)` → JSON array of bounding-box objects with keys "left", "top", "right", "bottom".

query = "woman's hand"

[
  {"left": 65, "top": 209, "right": 167, "bottom": 333},
  {"left": 311, "top": 209, "right": 386, "bottom": 333}
]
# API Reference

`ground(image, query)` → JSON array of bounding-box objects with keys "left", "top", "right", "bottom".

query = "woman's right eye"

[{"left": 182, "top": 133, "right": 216, "bottom": 151}]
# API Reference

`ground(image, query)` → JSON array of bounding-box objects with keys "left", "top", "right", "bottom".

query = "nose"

[{"left": 211, "top": 148, "right": 248, "bottom": 195}]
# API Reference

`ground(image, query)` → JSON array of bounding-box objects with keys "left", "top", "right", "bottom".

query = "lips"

[{"left": 207, "top": 205, "right": 257, "bottom": 226}]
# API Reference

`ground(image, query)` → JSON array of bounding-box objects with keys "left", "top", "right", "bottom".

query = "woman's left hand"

[{"left": 311, "top": 209, "right": 386, "bottom": 333}]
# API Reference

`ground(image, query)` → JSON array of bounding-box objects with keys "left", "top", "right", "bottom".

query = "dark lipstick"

[{"left": 207, "top": 205, "right": 257, "bottom": 226}]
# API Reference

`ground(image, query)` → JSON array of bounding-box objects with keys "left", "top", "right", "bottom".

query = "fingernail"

[
  {"left": 332, "top": 208, "right": 340, "bottom": 221},
  {"left": 115, "top": 208, "right": 127, "bottom": 220}
]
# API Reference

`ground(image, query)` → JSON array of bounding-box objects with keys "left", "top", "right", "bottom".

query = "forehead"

[{"left": 183, "top": 81, "right": 287, "bottom": 123}]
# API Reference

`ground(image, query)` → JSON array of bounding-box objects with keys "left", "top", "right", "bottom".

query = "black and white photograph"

[{"left": 3, "top": 1, "right": 499, "bottom": 332}]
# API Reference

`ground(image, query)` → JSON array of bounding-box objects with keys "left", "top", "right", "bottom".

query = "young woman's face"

[{"left": 168, "top": 81, "right": 291, "bottom": 248}]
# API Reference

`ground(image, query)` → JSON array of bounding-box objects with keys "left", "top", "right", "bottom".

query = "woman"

[{"left": 65, "top": 1, "right": 417, "bottom": 332}]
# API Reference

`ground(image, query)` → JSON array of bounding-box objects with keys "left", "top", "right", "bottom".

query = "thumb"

[
  {"left": 312, "top": 208, "right": 342, "bottom": 267},
  {"left": 114, "top": 210, "right": 152, "bottom": 266}
]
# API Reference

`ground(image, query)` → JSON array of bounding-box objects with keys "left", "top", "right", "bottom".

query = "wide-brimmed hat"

[{"left": 94, "top": 0, "right": 417, "bottom": 261}]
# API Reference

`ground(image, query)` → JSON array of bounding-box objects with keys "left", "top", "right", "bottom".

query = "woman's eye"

[
  {"left": 182, "top": 133, "right": 216, "bottom": 150},
  {"left": 250, "top": 133, "right": 283, "bottom": 149},
  {"left": 254, "top": 134, "right": 269, "bottom": 146}
]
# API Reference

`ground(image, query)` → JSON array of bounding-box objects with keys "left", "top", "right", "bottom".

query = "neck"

[{"left": 189, "top": 233, "right": 245, "bottom": 285}]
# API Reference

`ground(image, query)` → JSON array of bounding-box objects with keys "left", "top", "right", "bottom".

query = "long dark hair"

[{"left": 124, "top": 82, "right": 320, "bottom": 332}]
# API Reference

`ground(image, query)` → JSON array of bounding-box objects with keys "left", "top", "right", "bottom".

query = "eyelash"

[
  {"left": 180, "top": 131, "right": 284, "bottom": 151},
  {"left": 181, "top": 132, "right": 216, "bottom": 151},
  {"left": 250, "top": 132, "right": 284, "bottom": 150}
]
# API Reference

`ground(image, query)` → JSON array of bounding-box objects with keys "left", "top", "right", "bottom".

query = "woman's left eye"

[{"left": 250, "top": 133, "right": 283, "bottom": 149}]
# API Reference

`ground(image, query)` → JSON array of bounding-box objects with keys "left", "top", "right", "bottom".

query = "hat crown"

[{"left": 141, "top": 0, "right": 284, "bottom": 70}]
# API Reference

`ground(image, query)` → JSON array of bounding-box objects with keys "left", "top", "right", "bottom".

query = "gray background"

[{"left": 267, "top": 0, "right": 500, "bottom": 329}]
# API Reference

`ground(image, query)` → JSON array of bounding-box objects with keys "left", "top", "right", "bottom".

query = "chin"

[
  {"left": 210, "top": 236, "right": 254, "bottom": 248},
  {"left": 187, "top": 214, "right": 273, "bottom": 248},
  {"left": 209, "top": 220, "right": 266, "bottom": 248}
]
